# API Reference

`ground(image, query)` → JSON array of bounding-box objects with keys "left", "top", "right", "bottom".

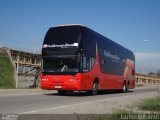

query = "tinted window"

[
  {"left": 42, "top": 55, "right": 80, "bottom": 73},
  {"left": 82, "top": 28, "right": 96, "bottom": 57},
  {"left": 43, "top": 26, "right": 81, "bottom": 49},
  {"left": 97, "top": 36, "right": 134, "bottom": 75}
]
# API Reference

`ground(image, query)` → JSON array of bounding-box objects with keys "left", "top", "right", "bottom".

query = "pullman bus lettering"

[
  {"left": 104, "top": 51, "right": 120, "bottom": 61},
  {"left": 43, "top": 43, "right": 79, "bottom": 48},
  {"left": 40, "top": 24, "right": 135, "bottom": 95}
]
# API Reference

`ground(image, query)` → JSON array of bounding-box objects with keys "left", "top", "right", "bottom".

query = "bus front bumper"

[{"left": 40, "top": 79, "right": 81, "bottom": 91}]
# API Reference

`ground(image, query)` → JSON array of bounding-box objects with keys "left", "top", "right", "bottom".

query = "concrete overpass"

[
  {"left": 10, "top": 49, "right": 41, "bottom": 67},
  {"left": 4, "top": 48, "right": 41, "bottom": 88}
]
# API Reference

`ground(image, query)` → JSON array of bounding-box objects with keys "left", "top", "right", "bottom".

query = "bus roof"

[
  {"left": 53, "top": 24, "right": 84, "bottom": 28},
  {"left": 47, "top": 24, "right": 134, "bottom": 56}
]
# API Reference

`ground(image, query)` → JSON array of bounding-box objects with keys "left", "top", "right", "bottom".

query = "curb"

[{"left": 0, "top": 88, "right": 42, "bottom": 96}]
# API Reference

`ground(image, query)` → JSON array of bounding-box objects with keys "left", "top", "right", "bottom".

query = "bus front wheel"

[{"left": 88, "top": 82, "right": 99, "bottom": 95}]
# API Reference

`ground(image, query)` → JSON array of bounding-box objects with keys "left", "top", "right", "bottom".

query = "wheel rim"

[
  {"left": 123, "top": 84, "right": 126, "bottom": 92},
  {"left": 93, "top": 83, "right": 98, "bottom": 95}
]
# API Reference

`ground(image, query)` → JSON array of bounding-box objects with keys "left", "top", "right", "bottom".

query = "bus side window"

[
  {"left": 83, "top": 56, "right": 89, "bottom": 72},
  {"left": 83, "top": 56, "right": 94, "bottom": 72},
  {"left": 83, "top": 56, "right": 86, "bottom": 71},
  {"left": 90, "top": 57, "right": 94, "bottom": 69}
]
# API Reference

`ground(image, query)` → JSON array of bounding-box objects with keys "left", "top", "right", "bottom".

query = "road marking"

[{"left": 21, "top": 91, "right": 158, "bottom": 114}]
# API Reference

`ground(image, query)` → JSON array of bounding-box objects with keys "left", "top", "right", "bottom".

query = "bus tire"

[
  {"left": 58, "top": 90, "right": 66, "bottom": 95},
  {"left": 122, "top": 82, "right": 128, "bottom": 93},
  {"left": 89, "top": 81, "right": 98, "bottom": 95}
]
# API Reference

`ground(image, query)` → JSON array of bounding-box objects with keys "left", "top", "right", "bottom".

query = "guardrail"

[{"left": 136, "top": 73, "right": 160, "bottom": 84}]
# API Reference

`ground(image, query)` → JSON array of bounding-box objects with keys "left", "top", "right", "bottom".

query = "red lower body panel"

[
  {"left": 40, "top": 74, "right": 82, "bottom": 91},
  {"left": 41, "top": 81, "right": 81, "bottom": 91}
]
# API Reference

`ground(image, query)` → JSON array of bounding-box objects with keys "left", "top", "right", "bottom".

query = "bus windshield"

[{"left": 42, "top": 55, "right": 80, "bottom": 74}]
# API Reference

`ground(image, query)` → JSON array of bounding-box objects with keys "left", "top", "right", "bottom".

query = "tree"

[{"left": 148, "top": 72, "right": 155, "bottom": 76}]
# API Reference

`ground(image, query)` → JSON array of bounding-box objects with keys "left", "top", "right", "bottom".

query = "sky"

[{"left": 0, "top": 0, "right": 160, "bottom": 73}]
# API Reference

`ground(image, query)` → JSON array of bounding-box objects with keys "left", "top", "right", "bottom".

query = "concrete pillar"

[
  {"left": 146, "top": 79, "right": 148, "bottom": 84},
  {"left": 16, "top": 55, "right": 19, "bottom": 88}
]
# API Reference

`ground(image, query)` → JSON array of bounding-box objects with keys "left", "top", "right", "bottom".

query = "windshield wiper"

[{"left": 61, "top": 65, "right": 68, "bottom": 72}]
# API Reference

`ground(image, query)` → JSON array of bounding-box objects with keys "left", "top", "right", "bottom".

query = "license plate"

[{"left": 55, "top": 86, "right": 61, "bottom": 88}]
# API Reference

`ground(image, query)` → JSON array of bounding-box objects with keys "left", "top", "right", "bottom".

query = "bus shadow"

[
  {"left": 43, "top": 92, "right": 90, "bottom": 97},
  {"left": 43, "top": 90, "right": 134, "bottom": 97}
]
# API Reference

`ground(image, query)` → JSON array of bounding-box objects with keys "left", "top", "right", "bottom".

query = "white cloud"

[
  {"left": 135, "top": 52, "right": 160, "bottom": 60},
  {"left": 135, "top": 52, "right": 160, "bottom": 73}
]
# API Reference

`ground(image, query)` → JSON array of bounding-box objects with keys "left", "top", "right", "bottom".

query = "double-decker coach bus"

[{"left": 40, "top": 24, "right": 135, "bottom": 95}]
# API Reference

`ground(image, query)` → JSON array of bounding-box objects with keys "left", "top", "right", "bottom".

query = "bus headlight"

[
  {"left": 41, "top": 78, "right": 48, "bottom": 81},
  {"left": 67, "top": 78, "right": 77, "bottom": 82}
]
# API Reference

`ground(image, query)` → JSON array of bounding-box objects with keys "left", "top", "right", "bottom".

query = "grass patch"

[
  {"left": 0, "top": 53, "right": 15, "bottom": 88},
  {"left": 138, "top": 96, "right": 160, "bottom": 112}
]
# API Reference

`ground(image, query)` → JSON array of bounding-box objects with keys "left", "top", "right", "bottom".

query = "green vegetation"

[
  {"left": 138, "top": 96, "right": 160, "bottom": 112},
  {"left": 0, "top": 50, "right": 15, "bottom": 88},
  {"left": 107, "top": 97, "right": 160, "bottom": 120},
  {"left": 74, "top": 110, "right": 140, "bottom": 120}
]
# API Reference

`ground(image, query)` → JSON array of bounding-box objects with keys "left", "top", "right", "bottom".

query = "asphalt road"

[{"left": 0, "top": 86, "right": 158, "bottom": 114}]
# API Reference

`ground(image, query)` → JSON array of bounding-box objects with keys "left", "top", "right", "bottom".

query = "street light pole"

[{"left": 33, "top": 38, "right": 36, "bottom": 54}]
